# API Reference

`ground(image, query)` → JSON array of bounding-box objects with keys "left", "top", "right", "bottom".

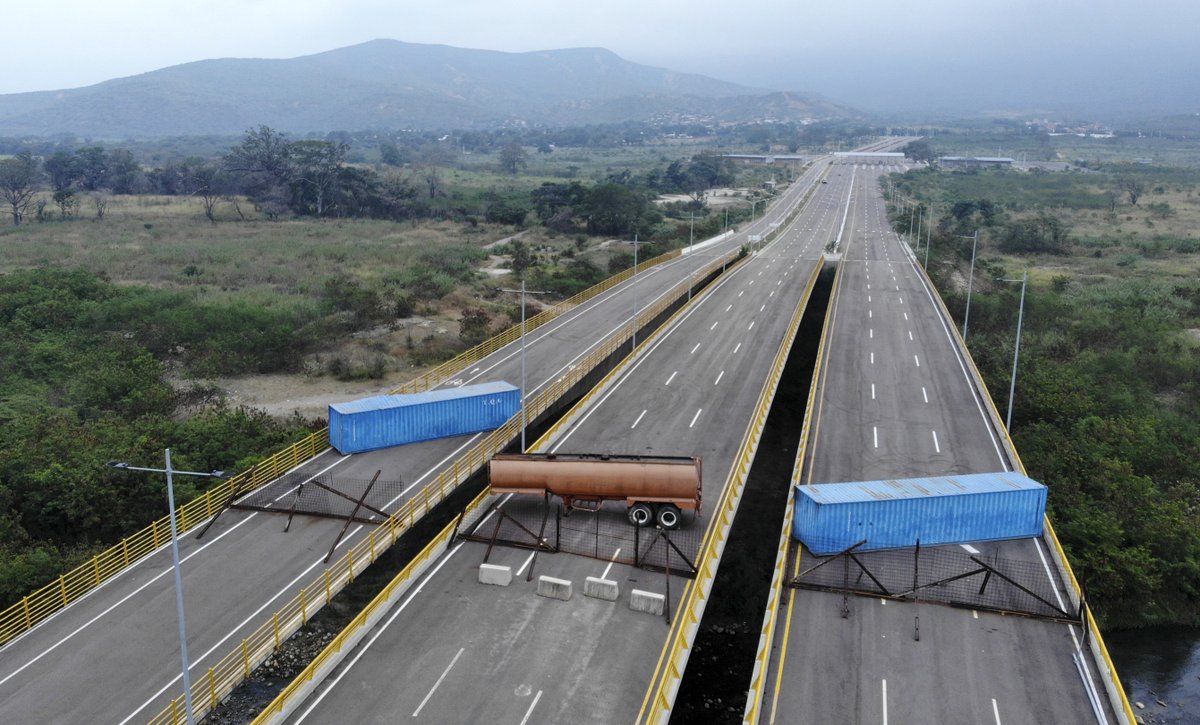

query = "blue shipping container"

[
  {"left": 328, "top": 381, "right": 520, "bottom": 454},
  {"left": 793, "top": 472, "right": 1046, "bottom": 555}
]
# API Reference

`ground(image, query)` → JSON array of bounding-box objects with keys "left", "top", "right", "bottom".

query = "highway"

[
  {"left": 262, "top": 152, "right": 872, "bottom": 724},
  {"left": 0, "top": 157, "right": 832, "bottom": 725},
  {"left": 756, "top": 159, "right": 1120, "bottom": 724}
]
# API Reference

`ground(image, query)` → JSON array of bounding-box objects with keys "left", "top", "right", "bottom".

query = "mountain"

[{"left": 0, "top": 40, "right": 856, "bottom": 138}]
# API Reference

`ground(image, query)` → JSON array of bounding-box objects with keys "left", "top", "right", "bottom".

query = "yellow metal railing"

[
  {"left": 0, "top": 433, "right": 327, "bottom": 647},
  {"left": 742, "top": 259, "right": 842, "bottom": 725},
  {"left": 150, "top": 247, "right": 740, "bottom": 725},
  {"left": 912, "top": 261, "right": 1135, "bottom": 724},
  {"left": 639, "top": 261, "right": 822, "bottom": 724},
  {"left": 0, "top": 249, "right": 685, "bottom": 650}
]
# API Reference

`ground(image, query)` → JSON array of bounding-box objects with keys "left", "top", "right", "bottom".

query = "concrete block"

[
  {"left": 630, "top": 589, "right": 665, "bottom": 616},
  {"left": 478, "top": 563, "right": 512, "bottom": 587},
  {"left": 536, "top": 575, "right": 573, "bottom": 601},
  {"left": 583, "top": 576, "right": 619, "bottom": 601}
]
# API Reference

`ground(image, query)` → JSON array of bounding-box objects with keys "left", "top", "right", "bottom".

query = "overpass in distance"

[{"left": 0, "top": 143, "right": 841, "bottom": 724}]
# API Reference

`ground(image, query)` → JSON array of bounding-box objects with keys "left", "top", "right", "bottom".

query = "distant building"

[{"left": 937, "top": 156, "right": 1014, "bottom": 170}]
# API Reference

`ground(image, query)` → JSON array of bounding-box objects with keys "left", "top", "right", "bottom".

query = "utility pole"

[{"left": 495, "top": 280, "right": 549, "bottom": 452}]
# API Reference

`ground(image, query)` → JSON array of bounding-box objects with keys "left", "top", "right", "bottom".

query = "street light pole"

[
  {"left": 996, "top": 272, "right": 1028, "bottom": 432},
  {"left": 630, "top": 234, "right": 650, "bottom": 347},
  {"left": 961, "top": 230, "right": 979, "bottom": 342},
  {"left": 106, "top": 453, "right": 229, "bottom": 725},
  {"left": 495, "top": 281, "right": 548, "bottom": 452}
]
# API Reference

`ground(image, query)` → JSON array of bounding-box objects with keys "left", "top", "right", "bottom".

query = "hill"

[{"left": 0, "top": 40, "right": 856, "bottom": 138}]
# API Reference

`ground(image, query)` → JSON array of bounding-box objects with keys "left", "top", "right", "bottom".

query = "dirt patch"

[{"left": 205, "top": 372, "right": 414, "bottom": 419}]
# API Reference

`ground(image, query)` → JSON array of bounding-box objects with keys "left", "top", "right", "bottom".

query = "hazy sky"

[{"left": 5, "top": 0, "right": 1198, "bottom": 115}]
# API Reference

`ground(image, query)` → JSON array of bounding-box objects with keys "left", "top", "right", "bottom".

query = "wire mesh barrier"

[
  {"left": 463, "top": 496, "right": 702, "bottom": 577},
  {"left": 233, "top": 472, "right": 406, "bottom": 525},
  {"left": 789, "top": 542, "right": 1076, "bottom": 622}
]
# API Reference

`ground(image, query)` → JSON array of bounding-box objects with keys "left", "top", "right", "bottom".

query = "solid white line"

[
  {"left": 714, "top": 371, "right": 725, "bottom": 385},
  {"left": 882, "top": 679, "right": 888, "bottom": 725},
  {"left": 295, "top": 543, "right": 466, "bottom": 723},
  {"left": 515, "top": 552, "right": 536, "bottom": 577},
  {"left": 600, "top": 549, "right": 622, "bottom": 581},
  {"left": 412, "top": 647, "right": 465, "bottom": 716},
  {"left": 992, "top": 698, "right": 1002, "bottom": 725},
  {"left": 117, "top": 517, "right": 368, "bottom": 724},
  {"left": 519, "top": 690, "right": 544, "bottom": 725},
  {"left": 689, "top": 409, "right": 703, "bottom": 428},
  {"left": 932, "top": 430, "right": 941, "bottom": 453},
  {"left": 691, "top": 343, "right": 701, "bottom": 354},
  {"left": 2, "top": 450, "right": 356, "bottom": 691},
  {"left": 665, "top": 371, "right": 678, "bottom": 386},
  {"left": 631, "top": 410, "right": 647, "bottom": 429}
]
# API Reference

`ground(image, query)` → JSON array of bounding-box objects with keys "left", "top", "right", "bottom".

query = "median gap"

[{"left": 670, "top": 261, "right": 836, "bottom": 723}]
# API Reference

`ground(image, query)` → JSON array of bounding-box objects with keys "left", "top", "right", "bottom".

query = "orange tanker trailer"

[{"left": 488, "top": 452, "right": 702, "bottom": 530}]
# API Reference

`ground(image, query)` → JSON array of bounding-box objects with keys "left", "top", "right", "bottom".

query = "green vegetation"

[
  {"left": 0, "top": 268, "right": 321, "bottom": 606},
  {"left": 887, "top": 166, "right": 1200, "bottom": 628}
]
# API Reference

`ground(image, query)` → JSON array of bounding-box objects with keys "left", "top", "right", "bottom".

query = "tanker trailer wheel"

[
  {"left": 656, "top": 504, "right": 681, "bottom": 530},
  {"left": 628, "top": 503, "right": 654, "bottom": 527}
]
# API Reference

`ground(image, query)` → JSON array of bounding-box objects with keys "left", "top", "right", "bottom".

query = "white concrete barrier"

[
  {"left": 478, "top": 563, "right": 512, "bottom": 586},
  {"left": 630, "top": 589, "right": 665, "bottom": 616},
  {"left": 584, "top": 576, "right": 619, "bottom": 601},
  {"left": 537, "top": 575, "right": 572, "bottom": 601}
]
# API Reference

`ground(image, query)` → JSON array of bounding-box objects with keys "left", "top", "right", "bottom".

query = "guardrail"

[
  {"left": 0, "top": 249, "right": 685, "bottom": 650},
  {"left": 742, "top": 259, "right": 842, "bottom": 725},
  {"left": 638, "top": 261, "right": 822, "bottom": 724},
  {"left": 911, "top": 257, "right": 1135, "bottom": 724},
  {"left": 0, "top": 434, "right": 327, "bottom": 647},
  {"left": 148, "top": 245, "right": 743, "bottom": 725},
  {"left": 250, "top": 485, "right": 495, "bottom": 725}
]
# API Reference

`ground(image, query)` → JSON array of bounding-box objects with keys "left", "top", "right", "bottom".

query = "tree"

[
  {"left": 0, "top": 154, "right": 39, "bottom": 225},
  {"left": 183, "top": 161, "right": 224, "bottom": 223},
  {"left": 290, "top": 140, "right": 347, "bottom": 217},
  {"left": 509, "top": 240, "right": 533, "bottom": 276},
  {"left": 459, "top": 307, "right": 491, "bottom": 344},
  {"left": 902, "top": 139, "right": 937, "bottom": 164},
  {"left": 1119, "top": 176, "right": 1145, "bottom": 206},
  {"left": 498, "top": 142, "right": 527, "bottom": 175},
  {"left": 225, "top": 126, "right": 293, "bottom": 207}
]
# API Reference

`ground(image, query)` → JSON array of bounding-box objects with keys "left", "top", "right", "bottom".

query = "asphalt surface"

[
  {"left": 274, "top": 155, "right": 866, "bottom": 725},
  {"left": 0, "top": 159, "right": 832, "bottom": 725},
  {"left": 761, "top": 160, "right": 1119, "bottom": 724}
]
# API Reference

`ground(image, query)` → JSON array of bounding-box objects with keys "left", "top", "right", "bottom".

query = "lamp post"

[
  {"left": 628, "top": 234, "right": 651, "bottom": 346},
  {"left": 959, "top": 230, "right": 980, "bottom": 342},
  {"left": 107, "top": 452, "right": 229, "bottom": 725},
  {"left": 495, "top": 280, "right": 549, "bottom": 453},
  {"left": 995, "top": 272, "right": 1028, "bottom": 432}
]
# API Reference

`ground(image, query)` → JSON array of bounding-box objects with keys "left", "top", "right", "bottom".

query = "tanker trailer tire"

[
  {"left": 656, "top": 504, "right": 681, "bottom": 530},
  {"left": 629, "top": 503, "right": 654, "bottom": 527}
]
